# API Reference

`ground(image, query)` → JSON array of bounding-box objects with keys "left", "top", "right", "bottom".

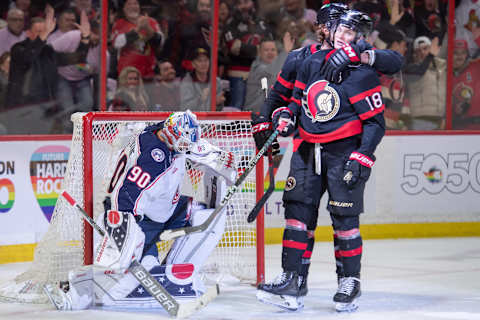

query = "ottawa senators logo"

[{"left": 302, "top": 80, "right": 340, "bottom": 123}]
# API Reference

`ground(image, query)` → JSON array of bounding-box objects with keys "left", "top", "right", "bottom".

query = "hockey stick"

[
  {"left": 247, "top": 151, "right": 274, "bottom": 223},
  {"left": 159, "top": 121, "right": 287, "bottom": 241},
  {"left": 60, "top": 191, "right": 218, "bottom": 318}
]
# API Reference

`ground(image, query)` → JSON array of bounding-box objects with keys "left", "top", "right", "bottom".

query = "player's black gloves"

[
  {"left": 343, "top": 151, "right": 375, "bottom": 188},
  {"left": 251, "top": 112, "right": 280, "bottom": 156},
  {"left": 272, "top": 107, "right": 296, "bottom": 137},
  {"left": 320, "top": 43, "right": 361, "bottom": 83}
]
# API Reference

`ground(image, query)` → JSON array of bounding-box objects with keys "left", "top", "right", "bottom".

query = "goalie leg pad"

[
  {"left": 166, "top": 206, "right": 226, "bottom": 272},
  {"left": 94, "top": 210, "right": 145, "bottom": 270}
]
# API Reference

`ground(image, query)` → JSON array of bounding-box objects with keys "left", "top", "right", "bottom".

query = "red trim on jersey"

[
  {"left": 299, "top": 120, "right": 362, "bottom": 143},
  {"left": 295, "top": 80, "right": 306, "bottom": 90},
  {"left": 292, "top": 138, "right": 303, "bottom": 152},
  {"left": 335, "top": 250, "right": 341, "bottom": 258},
  {"left": 359, "top": 104, "right": 385, "bottom": 120},
  {"left": 291, "top": 97, "right": 301, "bottom": 105},
  {"left": 277, "top": 74, "right": 294, "bottom": 89},
  {"left": 302, "top": 250, "right": 312, "bottom": 258},
  {"left": 309, "top": 44, "right": 319, "bottom": 54},
  {"left": 279, "top": 93, "right": 291, "bottom": 102},
  {"left": 282, "top": 240, "right": 308, "bottom": 250},
  {"left": 325, "top": 49, "right": 336, "bottom": 61},
  {"left": 338, "top": 246, "right": 363, "bottom": 257},
  {"left": 349, "top": 86, "right": 382, "bottom": 104}
]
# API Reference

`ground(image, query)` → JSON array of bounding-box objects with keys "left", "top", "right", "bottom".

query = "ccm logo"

[{"left": 252, "top": 122, "right": 272, "bottom": 133}]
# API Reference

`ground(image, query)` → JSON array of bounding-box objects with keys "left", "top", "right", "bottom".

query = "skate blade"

[
  {"left": 335, "top": 297, "right": 359, "bottom": 312},
  {"left": 256, "top": 290, "right": 302, "bottom": 311}
]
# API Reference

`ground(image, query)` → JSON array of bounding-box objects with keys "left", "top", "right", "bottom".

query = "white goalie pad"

[
  {"left": 93, "top": 210, "right": 145, "bottom": 271},
  {"left": 166, "top": 178, "right": 228, "bottom": 271}
]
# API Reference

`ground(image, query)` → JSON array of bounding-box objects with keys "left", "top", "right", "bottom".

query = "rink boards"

[{"left": 0, "top": 133, "right": 479, "bottom": 263}]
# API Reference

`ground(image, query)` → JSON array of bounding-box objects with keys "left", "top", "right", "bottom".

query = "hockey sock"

[
  {"left": 281, "top": 219, "right": 308, "bottom": 272},
  {"left": 331, "top": 215, "right": 362, "bottom": 277},
  {"left": 300, "top": 230, "right": 315, "bottom": 277}
]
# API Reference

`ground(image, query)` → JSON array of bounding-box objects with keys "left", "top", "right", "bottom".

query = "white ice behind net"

[{"left": 0, "top": 113, "right": 257, "bottom": 304}]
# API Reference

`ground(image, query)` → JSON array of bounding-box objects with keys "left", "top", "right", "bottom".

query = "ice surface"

[{"left": 0, "top": 237, "right": 479, "bottom": 320}]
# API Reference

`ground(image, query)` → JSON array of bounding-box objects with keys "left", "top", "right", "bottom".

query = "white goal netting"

[{"left": 0, "top": 112, "right": 260, "bottom": 304}]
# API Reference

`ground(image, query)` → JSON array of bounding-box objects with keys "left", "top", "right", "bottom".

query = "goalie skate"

[
  {"left": 43, "top": 283, "right": 72, "bottom": 311},
  {"left": 333, "top": 277, "right": 361, "bottom": 312}
]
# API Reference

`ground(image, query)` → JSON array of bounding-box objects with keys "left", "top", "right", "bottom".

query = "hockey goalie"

[{"left": 44, "top": 110, "right": 237, "bottom": 311}]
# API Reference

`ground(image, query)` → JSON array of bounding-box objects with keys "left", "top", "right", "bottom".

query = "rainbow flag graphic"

[
  {"left": 30, "top": 145, "right": 70, "bottom": 222},
  {"left": 0, "top": 178, "right": 15, "bottom": 213}
]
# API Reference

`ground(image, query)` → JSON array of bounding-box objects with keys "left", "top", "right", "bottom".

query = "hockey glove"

[
  {"left": 320, "top": 44, "right": 361, "bottom": 83},
  {"left": 272, "top": 107, "right": 295, "bottom": 137},
  {"left": 251, "top": 112, "right": 280, "bottom": 156},
  {"left": 343, "top": 151, "right": 375, "bottom": 188}
]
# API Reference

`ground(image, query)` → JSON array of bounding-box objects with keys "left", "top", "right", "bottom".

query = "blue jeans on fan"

[{"left": 227, "top": 76, "right": 247, "bottom": 110}]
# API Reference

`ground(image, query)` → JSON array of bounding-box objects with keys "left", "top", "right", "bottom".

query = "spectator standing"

[
  {"left": 180, "top": 47, "right": 225, "bottom": 111},
  {"left": 149, "top": 60, "right": 181, "bottom": 111},
  {"left": 376, "top": 22, "right": 409, "bottom": 129},
  {"left": 386, "top": 0, "right": 415, "bottom": 41},
  {"left": 6, "top": 6, "right": 57, "bottom": 108},
  {"left": 47, "top": 8, "right": 76, "bottom": 43},
  {"left": 279, "top": 0, "right": 317, "bottom": 25},
  {"left": 72, "top": 0, "right": 97, "bottom": 22},
  {"left": 223, "top": 0, "right": 272, "bottom": 109},
  {"left": 49, "top": 11, "right": 104, "bottom": 133},
  {"left": 404, "top": 36, "right": 446, "bottom": 130},
  {"left": 454, "top": 0, "right": 480, "bottom": 58},
  {"left": 452, "top": 39, "right": 480, "bottom": 129},
  {"left": 167, "top": 0, "right": 212, "bottom": 76},
  {"left": 7, "top": 0, "right": 34, "bottom": 29},
  {"left": 0, "top": 8, "right": 26, "bottom": 56},
  {"left": 244, "top": 34, "right": 293, "bottom": 112},
  {"left": 108, "top": 65, "right": 150, "bottom": 111},
  {"left": 0, "top": 51, "right": 10, "bottom": 109},
  {"left": 111, "top": 0, "right": 164, "bottom": 81},
  {"left": 414, "top": 0, "right": 446, "bottom": 41}
]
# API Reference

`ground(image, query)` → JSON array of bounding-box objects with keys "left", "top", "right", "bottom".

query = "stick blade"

[{"left": 159, "top": 229, "right": 187, "bottom": 241}]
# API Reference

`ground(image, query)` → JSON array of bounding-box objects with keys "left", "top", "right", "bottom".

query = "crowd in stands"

[{"left": 0, "top": 0, "right": 478, "bottom": 134}]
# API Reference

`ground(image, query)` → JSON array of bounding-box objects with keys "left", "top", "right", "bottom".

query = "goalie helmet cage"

[{"left": 0, "top": 111, "right": 265, "bottom": 304}]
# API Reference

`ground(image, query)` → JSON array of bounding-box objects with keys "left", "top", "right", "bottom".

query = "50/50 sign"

[{"left": 401, "top": 153, "right": 480, "bottom": 195}]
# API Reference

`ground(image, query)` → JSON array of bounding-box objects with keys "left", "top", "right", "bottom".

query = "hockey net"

[{"left": 0, "top": 111, "right": 264, "bottom": 304}]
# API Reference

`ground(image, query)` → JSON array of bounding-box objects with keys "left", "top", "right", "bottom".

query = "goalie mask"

[{"left": 161, "top": 110, "right": 201, "bottom": 153}]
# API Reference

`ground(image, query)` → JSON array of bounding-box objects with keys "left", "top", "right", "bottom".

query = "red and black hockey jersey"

[{"left": 287, "top": 49, "right": 385, "bottom": 149}]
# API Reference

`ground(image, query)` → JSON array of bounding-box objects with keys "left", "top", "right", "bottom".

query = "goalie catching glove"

[
  {"left": 272, "top": 107, "right": 296, "bottom": 137},
  {"left": 343, "top": 151, "right": 375, "bottom": 188},
  {"left": 320, "top": 43, "right": 361, "bottom": 83},
  {"left": 251, "top": 112, "right": 280, "bottom": 156}
]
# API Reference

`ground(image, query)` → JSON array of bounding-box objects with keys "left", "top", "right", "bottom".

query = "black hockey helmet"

[
  {"left": 336, "top": 10, "right": 373, "bottom": 39},
  {"left": 316, "top": 3, "right": 349, "bottom": 29}
]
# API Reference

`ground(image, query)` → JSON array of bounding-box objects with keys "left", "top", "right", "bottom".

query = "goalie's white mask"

[{"left": 161, "top": 110, "right": 201, "bottom": 153}]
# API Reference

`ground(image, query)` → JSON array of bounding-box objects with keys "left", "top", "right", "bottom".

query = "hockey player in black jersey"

[{"left": 256, "top": 10, "right": 394, "bottom": 312}]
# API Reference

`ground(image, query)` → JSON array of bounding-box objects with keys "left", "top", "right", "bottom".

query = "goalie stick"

[
  {"left": 247, "top": 151, "right": 274, "bottom": 223},
  {"left": 159, "top": 121, "right": 287, "bottom": 241},
  {"left": 59, "top": 190, "right": 219, "bottom": 318}
]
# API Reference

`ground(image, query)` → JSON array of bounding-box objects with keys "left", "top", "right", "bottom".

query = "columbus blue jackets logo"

[
  {"left": 302, "top": 80, "right": 340, "bottom": 123},
  {"left": 151, "top": 148, "right": 165, "bottom": 162}
]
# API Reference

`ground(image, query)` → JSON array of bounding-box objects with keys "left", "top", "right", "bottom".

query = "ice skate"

[
  {"left": 256, "top": 271, "right": 303, "bottom": 311},
  {"left": 333, "top": 276, "right": 361, "bottom": 312},
  {"left": 43, "top": 283, "right": 72, "bottom": 311}
]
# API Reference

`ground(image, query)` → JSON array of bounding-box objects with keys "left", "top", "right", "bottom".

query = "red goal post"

[{"left": 79, "top": 111, "right": 265, "bottom": 284}]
